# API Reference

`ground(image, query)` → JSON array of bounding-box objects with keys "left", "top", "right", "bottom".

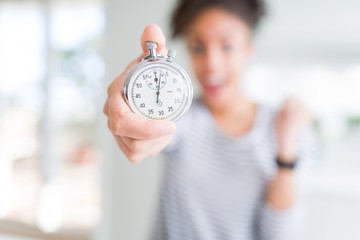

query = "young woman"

[{"left": 103, "top": 0, "right": 315, "bottom": 239}]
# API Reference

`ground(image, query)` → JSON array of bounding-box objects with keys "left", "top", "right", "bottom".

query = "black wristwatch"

[{"left": 276, "top": 157, "right": 297, "bottom": 169}]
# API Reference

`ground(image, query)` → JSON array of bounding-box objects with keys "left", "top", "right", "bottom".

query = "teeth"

[
  {"left": 207, "top": 80, "right": 225, "bottom": 87},
  {"left": 205, "top": 75, "right": 226, "bottom": 86}
]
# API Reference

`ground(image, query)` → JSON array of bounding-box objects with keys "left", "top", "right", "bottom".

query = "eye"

[
  {"left": 191, "top": 44, "right": 205, "bottom": 55},
  {"left": 223, "top": 43, "right": 232, "bottom": 52}
]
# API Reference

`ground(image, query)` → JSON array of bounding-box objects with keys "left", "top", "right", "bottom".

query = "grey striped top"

[{"left": 150, "top": 99, "right": 315, "bottom": 240}]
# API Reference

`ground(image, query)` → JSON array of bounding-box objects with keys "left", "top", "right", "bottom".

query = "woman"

[{"left": 103, "top": 0, "right": 315, "bottom": 239}]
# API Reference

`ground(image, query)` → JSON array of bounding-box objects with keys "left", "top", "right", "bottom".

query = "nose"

[{"left": 203, "top": 47, "right": 223, "bottom": 75}]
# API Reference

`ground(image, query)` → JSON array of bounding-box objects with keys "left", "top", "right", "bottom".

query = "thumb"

[{"left": 140, "top": 24, "right": 167, "bottom": 57}]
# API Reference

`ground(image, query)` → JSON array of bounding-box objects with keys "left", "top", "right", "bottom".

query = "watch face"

[{"left": 124, "top": 60, "right": 193, "bottom": 121}]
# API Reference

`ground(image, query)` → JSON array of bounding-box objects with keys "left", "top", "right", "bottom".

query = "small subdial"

[{"left": 146, "top": 70, "right": 167, "bottom": 90}]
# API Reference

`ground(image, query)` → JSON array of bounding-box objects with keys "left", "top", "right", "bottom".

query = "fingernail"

[{"left": 161, "top": 122, "right": 176, "bottom": 135}]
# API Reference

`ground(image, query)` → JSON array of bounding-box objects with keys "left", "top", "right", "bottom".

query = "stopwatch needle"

[{"left": 156, "top": 75, "right": 161, "bottom": 103}]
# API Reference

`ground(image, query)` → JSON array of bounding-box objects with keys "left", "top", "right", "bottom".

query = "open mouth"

[
  {"left": 202, "top": 78, "right": 228, "bottom": 95},
  {"left": 204, "top": 84, "right": 224, "bottom": 94}
]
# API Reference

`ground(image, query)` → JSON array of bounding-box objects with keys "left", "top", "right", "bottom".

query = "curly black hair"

[{"left": 170, "top": 0, "right": 266, "bottom": 38}]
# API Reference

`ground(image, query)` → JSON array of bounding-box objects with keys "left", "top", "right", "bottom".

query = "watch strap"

[{"left": 276, "top": 157, "right": 297, "bottom": 169}]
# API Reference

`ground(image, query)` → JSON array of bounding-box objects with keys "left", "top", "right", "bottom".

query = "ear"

[
  {"left": 245, "top": 29, "right": 254, "bottom": 55},
  {"left": 244, "top": 36, "right": 254, "bottom": 62},
  {"left": 247, "top": 40, "right": 254, "bottom": 56}
]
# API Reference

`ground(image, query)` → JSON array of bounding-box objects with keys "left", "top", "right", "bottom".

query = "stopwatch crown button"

[
  {"left": 146, "top": 41, "right": 157, "bottom": 50},
  {"left": 168, "top": 49, "right": 176, "bottom": 58},
  {"left": 167, "top": 49, "right": 176, "bottom": 62}
]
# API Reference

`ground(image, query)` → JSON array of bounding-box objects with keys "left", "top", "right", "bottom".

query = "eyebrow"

[
  {"left": 187, "top": 25, "right": 241, "bottom": 43},
  {"left": 187, "top": 33, "right": 238, "bottom": 46}
]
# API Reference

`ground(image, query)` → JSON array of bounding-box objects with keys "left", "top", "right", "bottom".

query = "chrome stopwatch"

[{"left": 123, "top": 41, "right": 193, "bottom": 121}]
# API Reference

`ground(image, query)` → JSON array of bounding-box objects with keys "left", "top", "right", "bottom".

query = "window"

[{"left": 0, "top": 0, "right": 104, "bottom": 238}]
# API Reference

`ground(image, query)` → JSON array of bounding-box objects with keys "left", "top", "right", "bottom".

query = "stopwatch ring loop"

[{"left": 143, "top": 54, "right": 164, "bottom": 61}]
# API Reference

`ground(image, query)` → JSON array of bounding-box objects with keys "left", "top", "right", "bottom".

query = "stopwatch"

[{"left": 123, "top": 41, "right": 193, "bottom": 121}]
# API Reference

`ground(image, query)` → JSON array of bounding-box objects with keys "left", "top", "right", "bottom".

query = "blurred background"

[{"left": 0, "top": 0, "right": 359, "bottom": 239}]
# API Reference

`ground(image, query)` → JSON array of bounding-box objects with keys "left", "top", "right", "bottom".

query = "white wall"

[
  {"left": 255, "top": 0, "right": 360, "bottom": 60},
  {"left": 98, "top": 0, "right": 360, "bottom": 239}
]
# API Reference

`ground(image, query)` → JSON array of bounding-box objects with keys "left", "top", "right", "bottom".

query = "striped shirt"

[{"left": 150, "top": 99, "right": 315, "bottom": 240}]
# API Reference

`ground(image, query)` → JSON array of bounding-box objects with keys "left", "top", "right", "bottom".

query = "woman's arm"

[
  {"left": 266, "top": 98, "right": 313, "bottom": 209},
  {"left": 266, "top": 168, "right": 296, "bottom": 210},
  {"left": 258, "top": 99, "right": 315, "bottom": 240}
]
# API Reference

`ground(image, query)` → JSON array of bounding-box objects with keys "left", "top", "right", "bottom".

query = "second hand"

[{"left": 156, "top": 73, "right": 160, "bottom": 104}]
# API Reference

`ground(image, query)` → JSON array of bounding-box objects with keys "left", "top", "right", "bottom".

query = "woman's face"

[{"left": 185, "top": 8, "right": 253, "bottom": 109}]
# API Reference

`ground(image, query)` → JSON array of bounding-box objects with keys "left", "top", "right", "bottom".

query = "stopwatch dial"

[
  {"left": 145, "top": 70, "right": 167, "bottom": 90},
  {"left": 130, "top": 64, "right": 188, "bottom": 120}
]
